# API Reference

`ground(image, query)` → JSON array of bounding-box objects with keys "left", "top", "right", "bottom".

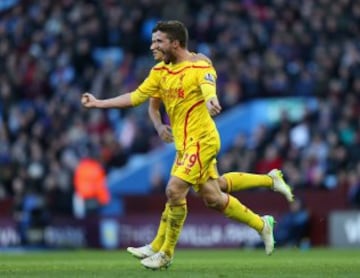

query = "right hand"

[
  {"left": 206, "top": 97, "right": 222, "bottom": 116},
  {"left": 81, "top": 92, "right": 97, "bottom": 108},
  {"left": 156, "top": 124, "right": 174, "bottom": 143}
]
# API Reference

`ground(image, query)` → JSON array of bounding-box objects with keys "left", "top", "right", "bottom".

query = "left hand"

[
  {"left": 156, "top": 124, "right": 174, "bottom": 143},
  {"left": 206, "top": 97, "right": 222, "bottom": 116}
]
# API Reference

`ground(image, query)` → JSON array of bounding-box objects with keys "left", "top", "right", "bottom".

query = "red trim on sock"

[
  {"left": 228, "top": 178, "right": 233, "bottom": 193},
  {"left": 222, "top": 194, "right": 230, "bottom": 212},
  {"left": 169, "top": 203, "right": 187, "bottom": 208}
]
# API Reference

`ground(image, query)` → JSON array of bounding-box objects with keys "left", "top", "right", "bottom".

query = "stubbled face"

[
  {"left": 151, "top": 47, "right": 164, "bottom": 62},
  {"left": 150, "top": 30, "right": 174, "bottom": 64}
]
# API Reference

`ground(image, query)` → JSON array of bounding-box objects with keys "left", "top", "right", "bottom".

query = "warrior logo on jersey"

[{"left": 204, "top": 73, "right": 215, "bottom": 83}]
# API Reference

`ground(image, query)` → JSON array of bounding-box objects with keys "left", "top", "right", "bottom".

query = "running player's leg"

[
  {"left": 199, "top": 178, "right": 275, "bottom": 255},
  {"left": 218, "top": 170, "right": 294, "bottom": 202},
  {"left": 127, "top": 203, "right": 169, "bottom": 259},
  {"left": 218, "top": 173, "right": 272, "bottom": 192},
  {"left": 141, "top": 176, "right": 189, "bottom": 269},
  {"left": 150, "top": 202, "right": 170, "bottom": 251},
  {"left": 127, "top": 155, "right": 181, "bottom": 259}
]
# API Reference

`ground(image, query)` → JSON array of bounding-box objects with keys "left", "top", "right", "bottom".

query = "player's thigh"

[
  {"left": 171, "top": 142, "right": 219, "bottom": 187},
  {"left": 166, "top": 175, "right": 190, "bottom": 204}
]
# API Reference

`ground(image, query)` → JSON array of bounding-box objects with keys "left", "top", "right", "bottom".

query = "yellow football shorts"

[{"left": 171, "top": 132, "right": 220, "bottom": 191}]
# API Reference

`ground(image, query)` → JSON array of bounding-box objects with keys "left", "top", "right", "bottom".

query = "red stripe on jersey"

[
  {"left": 191, "top": 65, "right": 212, "bottom": 69},
  {"left": 196, "top": 141, "right": 203, "bottom": 183},
  {"left": 153, "top": 65, "right": 211, "bottom": 75},
  {"left": 183, "top": 100, "right": 204, "bottom": 149},
  {"left": 153, "top": 65, "right": 191, "bottom": 75}
]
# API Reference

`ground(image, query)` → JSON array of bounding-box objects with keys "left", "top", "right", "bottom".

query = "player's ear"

[{"left": 172, "top": 39, "right": 180, "bottom": 49}]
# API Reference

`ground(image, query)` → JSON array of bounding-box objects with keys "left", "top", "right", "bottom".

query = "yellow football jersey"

[{"left": 131, "top": 60, "right": 219, "bottom": 151}]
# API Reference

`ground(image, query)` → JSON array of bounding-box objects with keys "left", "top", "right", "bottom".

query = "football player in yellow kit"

[
  {"left": 127, "top": 50, "right": 293, "bottom": 264},
  {"left": 82, "top": 20, "right": 293, "bottom": 270}
]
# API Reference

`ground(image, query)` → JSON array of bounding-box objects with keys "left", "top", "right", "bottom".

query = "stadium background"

[{"left": 0, "top": 0, "right": 359, "bottom": 250}]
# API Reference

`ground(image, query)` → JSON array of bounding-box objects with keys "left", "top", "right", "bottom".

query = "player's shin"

[
  {"left": 160, "top": 201, "right": 187, "bottom": 258},
  {"left": 150, "top": 203, "right": 170, "bottom": 251},
  {"left": 222, "top": 194, "right": 264, "bottom": 232},
  {"left": 222, "top": 173, "right": 272, "bottom": 192}
]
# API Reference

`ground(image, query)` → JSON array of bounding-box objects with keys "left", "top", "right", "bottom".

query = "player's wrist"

[
  {"left": 205, "top": 95, "right": 217, "bottom": 103},
  {"left": 96, "top": 99, "right": 107, "bottom": 108}
]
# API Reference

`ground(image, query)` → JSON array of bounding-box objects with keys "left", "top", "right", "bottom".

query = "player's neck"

[{"left": 171, "top": 49, "right": 191, "bottom": 64}]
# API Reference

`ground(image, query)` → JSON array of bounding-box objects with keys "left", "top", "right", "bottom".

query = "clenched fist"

[{"left": 81, "top": 93, "right": 97, "bottom": 108}]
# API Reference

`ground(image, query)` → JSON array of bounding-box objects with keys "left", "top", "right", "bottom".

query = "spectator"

[
  {"left": 274, "top": 198, "right": 310, "bottom": 247},
  {"left": 347, "top": 169, "right": 360, "bottom": 208},
  {"left": 255, "top": 145, "right": 283, "bottom": 174},
  {"left": 73, "top": 155, "right": 110, "bottom": 219}
]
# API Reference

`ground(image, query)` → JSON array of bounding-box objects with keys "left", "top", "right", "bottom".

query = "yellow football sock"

[
  {"left": 223, "top": 194, "right": 264, "bottom": 232},
  {"left": 223, "top": 172, "right": 272, "bottom": 193},
  {"left": 150, "top": 203, "right": 170, "bottom": 252},
  {"left": 160, "top": 201, "right": 187, "bottom": 258}
]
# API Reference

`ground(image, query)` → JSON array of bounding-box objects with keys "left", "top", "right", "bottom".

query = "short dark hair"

[{"left": 152, "top": 20, "right": 188, "bottom": 48}]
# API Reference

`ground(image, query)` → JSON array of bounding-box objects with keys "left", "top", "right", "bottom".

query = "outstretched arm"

[
  {"left": 148, "top": 98, "right": 173, "bottom": 143},
  {"left": 81, "top": 92, "right": 133, "bottom": 109}
]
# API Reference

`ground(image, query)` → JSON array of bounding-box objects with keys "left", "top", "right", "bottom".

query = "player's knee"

[
  {"left": 203, "top": 195, "right": 222, "bottom": 211},
  {"left": 218, "top": 176, "right": 227, "bottom": 192},
  {"left": 165, "top": 187, "right": 175, "bottom": 200},
  {"left": 166, "top": 187, "right": 182, "bottom": 203}
]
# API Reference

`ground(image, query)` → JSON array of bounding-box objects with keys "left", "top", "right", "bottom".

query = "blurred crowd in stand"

[{"left": 0, "top": 0, "right": 359, "bottom": 234}]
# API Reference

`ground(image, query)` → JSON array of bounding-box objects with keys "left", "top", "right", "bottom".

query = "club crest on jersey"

[{"left": 204, "top": 73, "right": 215, "bottom": 83}]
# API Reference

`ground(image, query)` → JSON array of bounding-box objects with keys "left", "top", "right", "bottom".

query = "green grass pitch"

[{"left": 0, "top": 248, "right": 359, "bottom": 277}]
